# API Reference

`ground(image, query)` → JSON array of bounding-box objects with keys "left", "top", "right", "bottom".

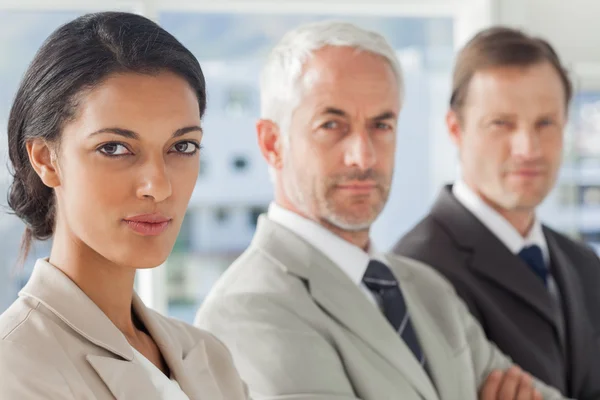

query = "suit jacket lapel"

[
  {"left": 431, "top": 186, "right": 559, "bottom": 331},
  {"left": 20, "top": 260, "right": 220, "bottom": 400},
  {"left": 19, "top": 260, "right": 162, "bottom": 397},
  {"left": 398, "top": 272, "right": 455, "bottom": 399},
  {"left": 87, "top": 354, "right": 161, "bottom": 400},
  {"left": 544, "top": 230, "right": 587, "bottom": 394},
  {"left": 253, "top": 216, "right": 438, "bottom": 400},
  {"left": 133, "top": 295, "right": 223, "bottom": 400}
]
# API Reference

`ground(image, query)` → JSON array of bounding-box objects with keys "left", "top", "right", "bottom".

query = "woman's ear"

[{"left": 26, "top": 139, "right": 61, "bottom": 188}]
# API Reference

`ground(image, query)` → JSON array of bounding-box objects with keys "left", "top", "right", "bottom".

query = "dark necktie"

[
  {"left": 518, "top": 245, "right": 548, "bottom": 286},
  {"left": 362, "top": 259, "right": 426, "bottom": 367}
]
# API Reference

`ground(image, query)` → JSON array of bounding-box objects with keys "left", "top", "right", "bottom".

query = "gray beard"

[{"left": 322, "top": 211, "right": 374, "bottom": 232}]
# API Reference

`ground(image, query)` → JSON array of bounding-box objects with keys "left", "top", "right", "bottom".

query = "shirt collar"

[
  {"left": 452, "top": 180, "right": 549, "bottom": 264},
  {"left": 268, "top": 202, "right": 376, "bottom": 286}
]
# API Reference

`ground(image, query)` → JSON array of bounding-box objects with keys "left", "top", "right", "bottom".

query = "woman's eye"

[
  {"left": 98, "top": 143, "right": 131, "bottom": 156},
  {"left": 171, "top": 141, "right": 199, "bottom": 155}
]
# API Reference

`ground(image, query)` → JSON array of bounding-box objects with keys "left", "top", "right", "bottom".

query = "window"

[
  {"left": 538, "top": 90, "right": 600, "bottom": 249},
  {"left": 248, "top": 206, "right": 267, "bottom": 228},
  {"left": 231, "top": 155, "right": 250, "bottom": 172},
  {"left": 198, "top": 157, "right": 208, "bottom": 178},
  {"left": 214, "top": 207, "right": 230, "bottom": 223},
  {"left": 0, "top": 10, "right": 94, "bottom": 314},
  {"left": 224, "top": 85, "right": 254, "bottom": 117}
]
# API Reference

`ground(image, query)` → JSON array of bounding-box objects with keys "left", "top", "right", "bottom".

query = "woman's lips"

[{"left": 123, "top": 213, "right": 172, "bottom": 236}]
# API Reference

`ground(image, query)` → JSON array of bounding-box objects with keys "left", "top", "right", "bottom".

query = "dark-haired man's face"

[{"left": 448, "top": 62, "right": 566, "bottom": 215}]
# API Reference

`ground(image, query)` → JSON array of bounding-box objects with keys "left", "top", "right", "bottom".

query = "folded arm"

[{"left": 456, "top": 296, "right": 572, "bottom": 400}]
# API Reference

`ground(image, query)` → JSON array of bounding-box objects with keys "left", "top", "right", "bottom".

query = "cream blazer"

[
  {"left": 0, "top": 259, "right": 249, "bottom": 400},
  {"left": 195, "top": 216, "right": 570, "bottom": 400}
]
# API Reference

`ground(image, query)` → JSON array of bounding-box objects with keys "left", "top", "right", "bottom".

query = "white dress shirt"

[
  {"left": 452, "top": 180, "right": 566, "bottom": 348},
  {"left": 268, "top": 202, "right": 385, "bottom": 306},
  {"left": 452, "top": 180, "right": 560, "bottom": 296},
  {"left": 452, "top": 180, "right": 549, "bottom": 264},
  {"left": 132, "top": 348, "right": 190, "bottom": 400}
]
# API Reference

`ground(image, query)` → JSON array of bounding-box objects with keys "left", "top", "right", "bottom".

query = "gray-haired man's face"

[{"left": 279, "top": 45, "right": 400, "bottom": 232}]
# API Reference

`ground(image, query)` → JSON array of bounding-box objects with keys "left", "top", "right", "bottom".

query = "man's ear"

[
  {"left": 256, "top": 119, "right": 285, "bottom": 171},
  {"left": 446, "top": 109, "right": 463, "bottom": 147},
  {"left": 26, "top": 139, "right": 60, "bottom": 188}
]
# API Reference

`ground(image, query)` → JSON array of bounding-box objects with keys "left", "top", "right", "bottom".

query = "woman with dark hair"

[{"left": 0, "top": 12, "right": 248, "bottom": 399}]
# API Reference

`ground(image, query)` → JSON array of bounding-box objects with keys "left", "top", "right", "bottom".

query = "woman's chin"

[{"left": 109, "top": 250, "right": 170, "bottom": 270}]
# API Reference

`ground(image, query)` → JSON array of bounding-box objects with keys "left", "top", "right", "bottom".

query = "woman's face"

[{"left": 50, "top": 72, "right": 202, "bottom": 268}]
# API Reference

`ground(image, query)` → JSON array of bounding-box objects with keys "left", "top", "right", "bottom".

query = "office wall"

[{"left": 496, "top": 0, "right": 600, "bottom": 73}]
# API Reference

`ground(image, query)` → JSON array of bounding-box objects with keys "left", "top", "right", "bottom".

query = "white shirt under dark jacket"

[
  {"left": 452, "top": 180, "right": 550, "bottom": 265},
  {"left": 268, "top": 202, "right": 387, "bottom": 307},
  {"left": 452, "top": 180, "right": 565, "bottom": 342}
]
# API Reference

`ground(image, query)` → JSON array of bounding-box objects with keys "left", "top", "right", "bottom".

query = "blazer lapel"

[
  {"left": 19, "top": 260, "right": 165, "bottom": 398},
  {"left": 398, "top": 273, "right": 455, "bottom": 399},
  {"left": 431, "top": 186, "right": 559, "bottom": 331},
  {"left": 181, "top": 342, "right": 224, "bottom": 400},
  {"left": 253, "top": 216, "right": 439, "bottom": 400},
  {"left": 544, "top": 230, "right": 587, "bottom": 394},
  {"left": 87, "top": 354, "right": 161, "bottom": 400},
  {"left": 132, "top": 295, "right": 223, "bottom": 400}
]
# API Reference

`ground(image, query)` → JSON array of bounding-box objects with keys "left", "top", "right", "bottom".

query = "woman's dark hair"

[{"left": 6, "top": 11, "right": 206, "bottom": 259}]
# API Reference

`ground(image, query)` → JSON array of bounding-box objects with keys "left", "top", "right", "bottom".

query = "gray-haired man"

[{"left": 196, "top": 21, "right": 569, "bottom": 400}]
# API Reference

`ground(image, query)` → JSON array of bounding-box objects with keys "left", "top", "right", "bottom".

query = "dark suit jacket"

[{"left": 393, "top": 185, "right": 600, "bottom": 399}]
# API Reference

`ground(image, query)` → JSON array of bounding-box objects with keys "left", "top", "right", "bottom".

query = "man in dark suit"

[{"left": 394, "top": 27, "right": 600, "bottom": 399}]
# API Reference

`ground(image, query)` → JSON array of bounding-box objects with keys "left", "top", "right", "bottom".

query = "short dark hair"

[
  {"left": 6, "top": 11, "right": 206, "bottom": 258},
  {"left": 450, "top": 26, "right": 572, "bottom": 114}
]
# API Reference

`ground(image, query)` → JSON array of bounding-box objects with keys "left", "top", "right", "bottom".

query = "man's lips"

[{"left": 335, "top": 181, "right": 378, "bottom": 193}]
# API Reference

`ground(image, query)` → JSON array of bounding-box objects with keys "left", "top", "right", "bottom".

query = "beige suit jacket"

[
  {"left": 0, "top": 259, "right": 249, "bottom": 400},
  {"left": 195, "top": 216, "right": 569, "bottom": 400}
]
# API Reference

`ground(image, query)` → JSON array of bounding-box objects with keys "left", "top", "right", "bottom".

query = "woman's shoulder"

[
  {"left": 0, "top": 295, "right": 45, "bottom": 343},
  {"left": 0, "top": 297, "right": 75, "bottom": 397},
  {"left": 0, "top": 294, "right": 74, "bottom": 364}
]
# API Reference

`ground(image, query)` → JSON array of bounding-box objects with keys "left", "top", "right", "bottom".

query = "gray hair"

[{"left": 260, "top": 20, "right": 404, "bottom": 135}]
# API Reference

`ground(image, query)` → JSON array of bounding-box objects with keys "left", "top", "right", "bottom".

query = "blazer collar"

[
  {"left": 429, "top": 185, "right": 480, "bottom": 250},
  {"left": 252, "top": 216, "right": 438, "bottom": 400},
  {"left": 19, "top": 258, "right": 134, "bottom": 361},
  {"left": 20, "top": 259, "right": 221, "bottom": 400},
  {"left": 252, "top": 215, "right": 411, "bottom": 283}
]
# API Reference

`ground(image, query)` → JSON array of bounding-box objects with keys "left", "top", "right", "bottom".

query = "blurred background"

[{"left": 0, "top": 0, "right": 599, "bottom": 323}]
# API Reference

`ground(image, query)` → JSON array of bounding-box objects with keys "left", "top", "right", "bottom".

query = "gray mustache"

[{"left": 332, "top": 169, "right": 388, "bottom": 185}]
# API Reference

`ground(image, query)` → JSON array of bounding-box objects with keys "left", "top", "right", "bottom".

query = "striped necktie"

[{"left": 363, "top": 259, "right": 426, "bottom": 367}]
